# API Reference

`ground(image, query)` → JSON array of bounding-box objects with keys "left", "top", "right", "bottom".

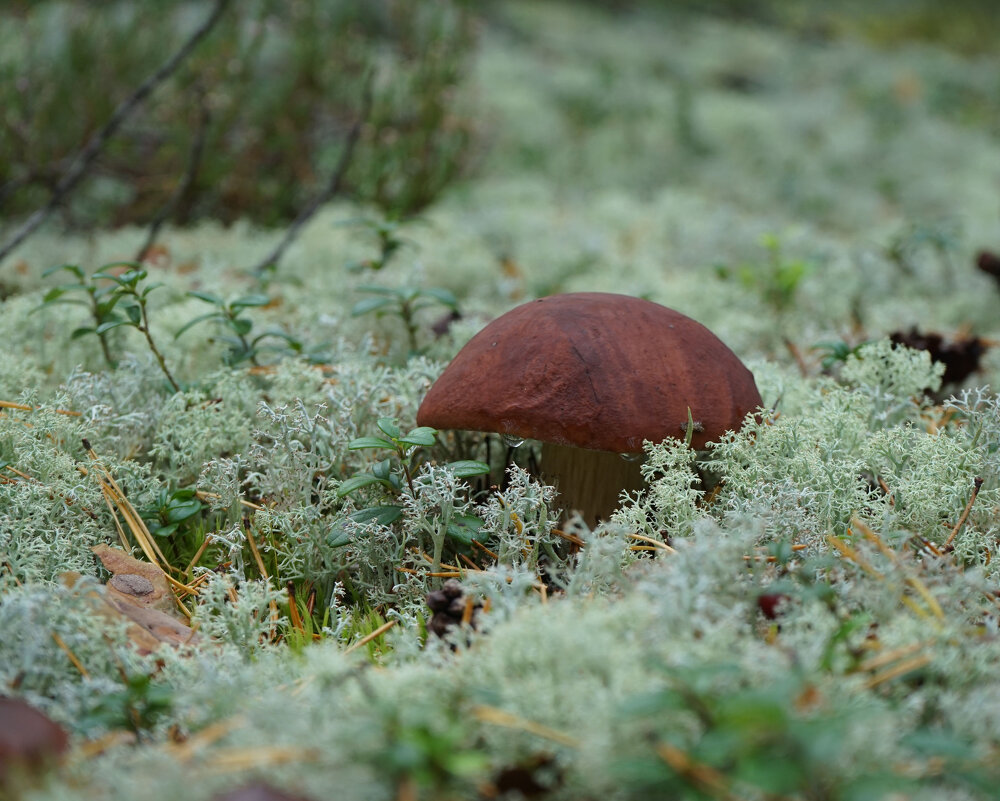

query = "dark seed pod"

[
  {"left": 889, "top": 328, "right": 989, "bottom": 388},
  {"left": 976, "top": 249, "right": 1000, "bottom": 285},
  {"left": 426, "top": 580, "right": 481, "bottom": 640},
  {"left": 757, "top": 593, "right": 790, "bottom": 620}
]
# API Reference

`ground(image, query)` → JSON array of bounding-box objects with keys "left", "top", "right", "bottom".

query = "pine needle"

[
  {"left": 472, "top": 705, "right": 579, "bottom": 747},
  {"left": 344, "top": 619, "right": 397, "bottom": 654},
  {"left": 0, "top": 399, "right": 80, "bottom": 416},
  {"left": 944, "top": 477, "right": 984, "bottom": 550},
  {"left": 656, "top": 742, "right": 742, "bottom": 801},
  {"left": 864, "top": 654, "right": 933, "bottom": 689},
  {"left": 52, "top": 632, "right": 90, "bottom": 678},
  {"left": 627, "top": 532, "right": 677, "bottom": 552},
  {"left": 204, "top": 746, "right": 321, "bottom": 771}
]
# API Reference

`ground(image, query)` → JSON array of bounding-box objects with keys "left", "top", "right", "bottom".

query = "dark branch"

[
  {"left": 0, "top": 0, "right": 231, "bottom": 266},
  {"left": 251, "top": 73, "right": 374, "bottom": 276},
  {"left": 135, "top": 84, "right": 211, "bottom": 263}
]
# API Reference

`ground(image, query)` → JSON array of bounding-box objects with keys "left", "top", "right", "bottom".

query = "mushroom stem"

[{"left": 541, "top": 442, "right": 646, "bottom": 528}]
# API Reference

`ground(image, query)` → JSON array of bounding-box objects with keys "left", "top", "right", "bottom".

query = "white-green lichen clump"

[{"left": 2, "top": 2, "right": 1000, "bottom": 799}]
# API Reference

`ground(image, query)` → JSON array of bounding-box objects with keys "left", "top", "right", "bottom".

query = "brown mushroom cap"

[
  {"left": 213, "top": 783, "right": 316, "bottom": 801},
  {"left": 417, "top": 292, "right": 761, "bottom": 452},
  {"left": 0, "top": 697, "right": 69, "bottom": 781}
]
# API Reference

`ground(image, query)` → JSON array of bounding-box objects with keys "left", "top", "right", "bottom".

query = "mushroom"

[
  {"left": 0, "top": 697, "right": 69, "bottom": 787},
  {"left": 213, "top": 783, "right": 315, "bottom": 801},
  {"left": 416, "top": 292, "right": 762, "bottom": 526}
]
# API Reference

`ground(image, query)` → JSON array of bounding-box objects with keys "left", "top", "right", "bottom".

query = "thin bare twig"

[
  {"left": 944, "top": 476, "right": 985, "bottom": 551},
  {"left": 135, "top": 83, "right": 211, "bottom": 262},
  {"left": 251, "top": 72, "right": 374, "bottom": 276},
  {"left": 0, "top": 0, "right": 231, "bottom": 266}
]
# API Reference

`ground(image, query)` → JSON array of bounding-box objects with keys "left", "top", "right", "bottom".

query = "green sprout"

[
  {"left": 332, "top": 417, "right": 488, "bottom": 572},
  {"left": 175, "top": 291, "right": 306, "bottom": 366},
  {"left": 352, "top": 285, "right": 459, "bottom": 356},
  {"left": 37, "top": 263, "right": 121, "bottom": 367},
  {"left": 715, "top": 234, "right": 813, "bottom": 317},
  {"left": 340, "top": 216, "right": 419, "bottom": 273},
  {"left": 38, "top": 262, "right": 180, "bottom": 392},
  {"left": 139, "top": 486, "right": 205, "bottom": 539}
]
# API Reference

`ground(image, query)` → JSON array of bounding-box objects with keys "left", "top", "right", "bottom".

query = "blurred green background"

[{"left": 2, "top": 0, "right": 998, "bottom": 235}]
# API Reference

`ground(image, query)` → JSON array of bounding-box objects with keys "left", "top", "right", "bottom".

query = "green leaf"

[
  {"left": 174, "top": 312, "right": 221, "bottom": 339},
  {"left": 140, "top": 281, "right": 164, "bottom": 298},
  {"left": 355, "top": 284, "right": 399, "bottom": 296},
  {"left": 377, "top": 418, "right": 401, "bottom": 440},
  {"left": 251, "top": 327, "right": 300, "bottom": 347},
  {"left": 188, "top": 290, "right": 225, "bottom": 306},
  {"left": 42, "top": 263, "right": 84, "bottom": 280},
  {"left": 421, "top": 287, "right": 458, "bottom": 309},
  {"left": 348, "top": 436, "right": 395, "bottom": 450},
  {"left": 618, "top": 689, "right": 687, "bottom": 719},
  {"left": 95, "top": 295, "right": 124, "bottom": 315},
  {"left": 350, "top": 505, "right": 404, "bottom": 526},
  {"left": 95, "top": 319, "right": 131, "bottom": 334},
  {"left": 230, "top": 294, "right": 271, "bottom": 310},
  {"left": 92, "top": 271, "right": 127, "bottom": 286},
  {"left": 371, "top": 459, "right": 395, "bottom": 482},
  {"left": 351, "top": 296, "right": 394, "bottom": 316},
  {"left": 70, "top": 326, "right": 97, "bottom": 339},
  {"left": 901, "top": 729, "right": 974, "bottom": 759},
  {"left": 164, "top": 499, "right": 203, "bottom": 524},
  {"left": 124, "top": 304, "right": 142, "bottom": 325},
  {"left": 150, "top": 523, "right": 179, "bottom": 538},
  {"left": 327, "top": 529, "right": 352, "bottom": 548},
  {"left": 229, "top": 317, "right": 253, "bottom": 336},
  {"left": 446, "top": 514, "right": 484, "bottom": 545},
  {"left": 336, "top": 473, "right": 383, "bottom": 497},
  {"left": 399, "top": 426, "right": 436, "bottom": 447},
  {"left": 446, "top": 460, "right": 490, "bottom": 478}
]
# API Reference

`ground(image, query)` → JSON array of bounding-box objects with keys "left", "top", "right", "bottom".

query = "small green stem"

[
  {"left": 139, "top": 299, "right": 181, "bottom": 393},
  {"left": 400, "top": 449, "right": 417, "bottom": 499},
  {"left": 400, "top": 301, "right": 419, "bottom": 354},
  {"left": 431, "top": 526, "right": 446, "bottom": 577}
]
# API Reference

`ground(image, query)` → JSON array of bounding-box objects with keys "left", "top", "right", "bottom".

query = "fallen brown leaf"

[{"left": 91, "top": 544, "right": 177, "bottom": 617}]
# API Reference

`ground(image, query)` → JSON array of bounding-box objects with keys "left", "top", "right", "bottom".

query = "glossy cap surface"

[{"left": 417, "top": 293, "right": 761, "bottom": 452}]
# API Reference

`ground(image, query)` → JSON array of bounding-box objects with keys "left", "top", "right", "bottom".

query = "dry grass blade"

[
  {"left": 52, "top": 632, "right": 90, "bottom": 678},
  {"left": 852, "top": 520, "right": 945, "bottom": 620},
  {"left": 286, "top": 582, "right": 304, "bottom": 633},
  {"left": 244, "top": 520, "right": 279, "bottom": 634},
  {"left": 5, "top": 463, "right": 99, "bottom": 519},
  {"left": 73, "top": 731, "right": 137, "bottom": 760},
  {"left": 827, "top": 533, "right": 879, "bottom": 576},
  {"left": 344, "top": 619, "right": 397, "bottom": 654},
  {"left": 863, "top": 654, "right": 933, "bottom": 689},
  {"left": 550, "top": 527, "right": 585, "bottom": 547},
  {"left": 203, "top": 746, "right": 321, "bottom": 772},
  {"left": 82, "top": 439, "right": 168, "bottom": 570},
  {"left": 0, "top": 399, "right": 81, "bottom": 416},
  {"left": 195, "top": 490, "right": 263, "bottom": 510},
  {"left": 627, "top": 532, "right": 677, "bottom": 552},
  {"left": 396, "top": 567, "right": 465, "bottom": 578},
  {"left": 472, "top": 539, "right": 499, "bottom": 560},
  {"left": 655, "top": 742, "right": 746, "bottom": 801},
  {"left": 472, "top": 705, "right": 580, "bottom": 747},
  {"left": 184, "top": 537, "right": 212, "bottom": 575},
  {"left": 167, "top": 716, "right": 247, "bottom": 762},
  {"left": 944, "top": 477, "right": 984, "bottom": 550},
  {"left": 857, "top": 641, "right": 931, "bottom": 673}
]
